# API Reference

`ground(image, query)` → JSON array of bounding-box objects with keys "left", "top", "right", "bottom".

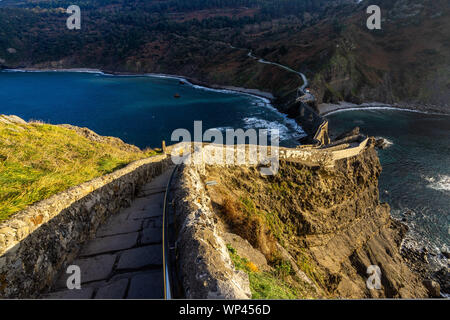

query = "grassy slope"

[{"left": 0, "top": 119, "right": 155, "bottom": 221}]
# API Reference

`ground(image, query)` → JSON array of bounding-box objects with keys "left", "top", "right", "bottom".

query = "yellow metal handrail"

[{"left": 162, "top": 165, "right": 177, "bottom": 300}]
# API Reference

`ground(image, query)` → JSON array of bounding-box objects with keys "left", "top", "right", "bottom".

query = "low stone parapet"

[
  {"left": 172, "top": 164, "right": 252, "bottom": 299},
  {"left": 0, "top": 154, "right": 171, "bottom": 298}
]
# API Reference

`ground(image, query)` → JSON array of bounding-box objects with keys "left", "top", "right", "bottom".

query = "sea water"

[
  {"left": 0, "top": 71, "right": 305, "bottom": 148},
  {"left": 327, "top": 108, "right": 450, "bottom": 255}
]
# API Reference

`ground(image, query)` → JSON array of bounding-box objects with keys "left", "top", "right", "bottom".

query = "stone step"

[
  {"left": 141, "top": 227, "right": 162, "bottom": 245},
  {"left": 116, "top": 245, "right": 162, "bottom": 271},
  {"left": 136, "top": 187, "right": 166, "bottom": 198},
  {"left": 42, "top": 287, "right": 95, "bottom": 299},
  {"left": 128, "top": 204, "right": 164, "bottom": 220},
  {"left": 126, "top": 272, "right": 164, "bottom": 299},
  {"left": 55, "top": 253, "right": 117, "bottom": 288},
  {"left": 96, "top": 218, "right": 142, "bottom": 238},
  {"left": 45, "top": 166, "right": 175, "bottom": 299},
  {"left": 80, "top": 232, "right": 139, "bottom": 257},
  {"left": 94, "top": 278, "right": 129, "bottom": 299}
]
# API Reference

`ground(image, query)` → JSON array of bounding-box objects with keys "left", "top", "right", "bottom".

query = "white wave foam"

[
  {"left": 3, "top": 68, "right": 108, "bottom": 75},
  {"left": 426, "top": 175, "right": 450, "bottom": 192},
  {"left": 323, "top": 103, "right": 446, "bottom": 116},
  {"left": 211, "top": 126, "right": 233, "bottom": 133},
  {"left": 242, "top": 117, "right": 305, "bottom": 141},
  {"left": 283, "top": 116, "right": 308, "bottom": 139},
  {"left": 375, "top": 136, "right": 394, "bottom": 148},
  {"left": 252, "top": 100, "right": 307, "bottom": 139}
]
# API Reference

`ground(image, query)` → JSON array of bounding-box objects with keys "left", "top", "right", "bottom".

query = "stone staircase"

[{"left": 43, "top": 167, "right": 175, "bottom": 299}]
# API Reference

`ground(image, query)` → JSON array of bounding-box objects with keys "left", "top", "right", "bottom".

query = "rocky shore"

[{"left": 400, "top": 233, "right": 450, "bottom": 297}]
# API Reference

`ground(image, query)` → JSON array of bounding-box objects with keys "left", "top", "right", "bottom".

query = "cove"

[{"left": 0, "top": 70, "right": 306, "bottom": 149}]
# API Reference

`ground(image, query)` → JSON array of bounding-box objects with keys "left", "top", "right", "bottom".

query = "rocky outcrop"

[
  {"left": 0, "top": 115, "right": 27, "bottom": 125},
  {"left": 400, "top": 238, "right": 450, "bottom": 296},
  {"left": 59, "top": 124, "right": 142, "bottom": 153},
  {"left": 201, "top": 141, "right": 429, "bottom": 298},
  {"left": 173, "top": 164, "right": 252, "bottom": 299}
]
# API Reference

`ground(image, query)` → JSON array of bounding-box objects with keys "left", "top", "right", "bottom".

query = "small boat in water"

[{"left": 174, "top": 93, "right": 181, "bottom": 98}]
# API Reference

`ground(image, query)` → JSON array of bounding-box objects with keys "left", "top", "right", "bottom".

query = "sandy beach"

[{"left": 318, "top": 101, "right": 449, "bottom": 116}]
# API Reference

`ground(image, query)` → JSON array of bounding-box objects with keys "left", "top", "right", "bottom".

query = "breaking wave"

[
  {"left": 426, "top": 175, "right": 450, "bottom": 192},
  {"left": 375, "top": 136, "right": 394, "bottom": 148},
  {"left": 242, "top": 117, "right": 305, "bottom": 141}
]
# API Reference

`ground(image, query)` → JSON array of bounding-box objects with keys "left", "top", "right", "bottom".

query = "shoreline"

[
  {"left": 2, "top": 67, "right": 308, "bottom": 139},
  {"left": 2, "top": 67, "right": 309, "bottom": 141},
  {"left": 1, "top": 67, "right": 275, "bottom": 102},
  {"left": 319, "top": 101, "right": 450, "bottom": 117},
  {"left": 6, "top": 67, "right": 449, "bottom": 117}
]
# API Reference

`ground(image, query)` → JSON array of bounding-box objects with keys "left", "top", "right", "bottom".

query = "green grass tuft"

[
  {"left": 227, "top": 244, "right": 300, "bottom": 299},
  {"left": 0, "top": 121, "right": 156, "bottom": 221}
]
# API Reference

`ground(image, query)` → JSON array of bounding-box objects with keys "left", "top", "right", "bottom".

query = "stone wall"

[
  {"left": 172, "top": 164, "right": 252, "bottom": 299},
  {"left": 0, "top": 154, "right": 171, "bottom": 298},
  {"left": 281, "top": 138, "right": 369, "bottom": 166},
  {"left": 169, "top": 138, "right": 370, "bottom": 169},
  {"left": 169, "top": 137, "right": 371, "bottom": 299}
]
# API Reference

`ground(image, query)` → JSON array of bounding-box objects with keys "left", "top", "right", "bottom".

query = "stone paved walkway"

[{"left": 43, "top": 167, "right": 174, "bottom": 299}]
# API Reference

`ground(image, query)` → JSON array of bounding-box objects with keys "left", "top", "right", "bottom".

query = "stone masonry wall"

[
  {"left": 173, "top": 163, "right": 252, "bottom": 299},
  {"left": 169, "top": 138, "right": 369, "bottom": 169},
  {"left": 0, "top": 154, "right": 171, "bottom": 298}
]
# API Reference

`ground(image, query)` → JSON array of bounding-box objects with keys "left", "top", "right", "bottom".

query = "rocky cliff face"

[{"left": 203, "top": 141, "right": 429, "bottom": 298}]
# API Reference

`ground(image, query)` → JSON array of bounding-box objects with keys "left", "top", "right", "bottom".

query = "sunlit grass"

[
  {"left": 0, "top": 121, "right": 157, "bottom": 221},
  {"left": 227, "top": 244, "right": 300, "bottom": 299}
]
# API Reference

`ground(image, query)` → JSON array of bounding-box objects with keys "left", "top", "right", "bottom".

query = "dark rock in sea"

[
  {"left": 404, "top": 210, "right": 415, "bottom": 216},
  {"left": 423, "top": 280, "right": 441, "bottom": 298},
  {"left": 441, "top": 249, "right": 450, "bottom": 259},
  {"left": 432, "top": 268, "right": 450, "bottom": 294},
  {"left": 179, "top": 81, "right": 186, "bottom": 85},
  {"left": 375, "top": 138, "right": 389, "bottom": 149},
  {"left": 401, "top": 239, "right": 449, "bottom": 296},
  {"left": 421, "top": 248, "right": 430, "bottom": 263}
]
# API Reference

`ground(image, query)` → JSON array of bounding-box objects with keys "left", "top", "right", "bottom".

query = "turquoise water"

[
  {"left": 0, "top": 71, "right": 305, "bottom": 148},
  {"left": 327, "top": 109, "right": 450, "bottom": 253}
]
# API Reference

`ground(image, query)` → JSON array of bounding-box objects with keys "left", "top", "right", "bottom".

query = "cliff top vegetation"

[{"left": 0, "top": 115, "right": 157, "bottom": 221}]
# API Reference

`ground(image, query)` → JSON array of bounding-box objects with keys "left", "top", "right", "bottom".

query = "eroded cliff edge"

[{"left": 173, "top": 140, "right": 429, "bottom": 298}]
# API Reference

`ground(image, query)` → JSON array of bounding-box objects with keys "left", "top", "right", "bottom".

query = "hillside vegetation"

[
  {"left": 1, "top": 0, "right": 447, "bottom": 110},
  {"left": 0, "top": 115, "right": 156, "bottom": 221}
]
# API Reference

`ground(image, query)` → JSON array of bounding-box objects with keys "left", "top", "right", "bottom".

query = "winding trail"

[
  {"left": 172, "top": 34, "right": 311, "bottom": 99},
  {"left": 246, "top": 51, "right": 310, "bottom": 98}
]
